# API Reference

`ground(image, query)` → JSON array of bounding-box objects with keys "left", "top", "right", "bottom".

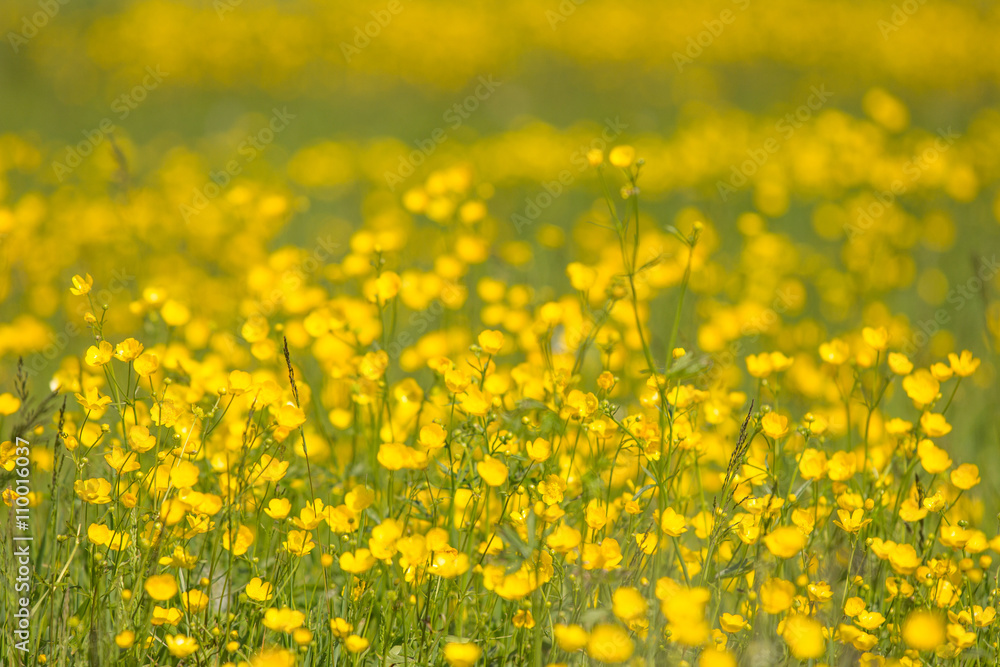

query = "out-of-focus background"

[{"left": 2, "top": 0, "right": 999, "bottom": 481}]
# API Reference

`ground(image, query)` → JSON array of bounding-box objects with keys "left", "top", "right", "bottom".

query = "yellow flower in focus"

[
  {"left": 75, "top": 387, "right": 112, "bottom": 412},
  {"left": 70, "top": 273, "right": 93, "bottom": 295},
  {"left": 246, "top": 577, "right": 274, "bottom": 602},
  {"left": 85, "top": 341, "right": 114, "bottom": 366},
  {"left": 264, "top": 497, "right": 292, "bottom": 520},
  {"left": 113, "top": 338, "right": 144, "bottom": 362},
  {"left": 443, "top": 641, "right": 482, "bottom": 667},
  {"left": 719, "top": 613, "right": 747, "bottom": 633},
  {"left": 660, "top": 507, "right": 687, "bottom": 536},
  {"left": 284, "top": 530, "right": 316, "bottom": 556},
  {"left": 761, "top": 412, "right": 789, "bottom": 438},
  {"left": 833, "top": 509, "right": 872, "bottom": 534}
]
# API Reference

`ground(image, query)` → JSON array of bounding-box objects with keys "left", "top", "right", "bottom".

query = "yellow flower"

[
  {"left": 75, "top": 387, "right": 112, "bottom": 412},
  {"left": 902, "top": 369, "right": 939, "bottom": 407},
  {"left": 263, "top": 607, "right": 305, "bottom": 633},
  {"left": 0, "top": 393, "right": 20, "bottom": 415},
  {"left": 920, "top": 412, "right": 952, "bottom": 437},
  {"left": 833, "top": 509, "right": 872, "bottom": 534},
  {"left": 818, "top": 338, "right": 849, "bottom": 364},
  {"left": 888, "top": 352, "right": 914, "bottom": 374},
  {"left": 612, "top": 587, "right": 648, "bottom": 622},
  {"left": 377, "top": 442, "right": 428, "bottom": 471},
  {"left": 330, "top": 617, "right": 353, "bottom": 638},
  {"left": 781, "top": 614, "right": 825, "bottom": 659},
  {"left": 477, "top": 455, "right": 508, "bottom": 487},
  {"left": 567, "top": 262, "right": 597, "bottom": 291},
  {"left": 74, "top": 478, "right": 112, "bottom": 504},
  {"left": 948, "top": 350, "right": 980, "bottom": 376},
  {"left": 699, "top": 648, "right": 737, "bottom": 667},
  {"left": 554, "top": 624, "right": 589, "bottom": 652},
  {"left": 759, "top": 577, "right": 795, "bottom": 614},
  {"left": 443, "top": 641, "right": 482, "bottom": 667},
  {"left": 512, "top": 609, "right": 535, "bottom": 628},
  {"left": 745, "top": 353, "right": 772, "bottom": 378},
  {"left": 246, "top": 577, "right": 274, "bottom": 602},
  {"left": 608, "top": 145, "right": 636, "bottom": 168},
  {"left": 525, "top": 437, "right": 551, "bottom": 462},
  {"left": 70, "top": 273, "right": 94, "bottom": 295},
  {"left": 133, "top": 352, "right": 160, "bottom": 377},
  {"left": 862, "top": 326, "right": 888, "bottom": 350},
  {"left": 274, "top": 404, "right": 306, "bottom": 429},
  {"left": 844, "top": 597, "right": 866, "bottom": 617},
  {"left": 798, "top": 449, "right": 828, "bottom": 480},
  {"left": 181, "top": 590, "right": 209, "bottom": 613},
  {"left": 115, "top": 630, "right": 135, "bottom": 649},
  {"left": 264, "top": 497, "right": 292, "bottom": 520},
  {"left": 85, "top": 341, "right": 114, "bottom": 366},
  {"left": 902, "top": 610, "right": 946, "bottom": 651},
  {"left": 340, "top": 548, "right": 377, "bottom": 574},
  {"left": 855, "top": 610, "right": 885, "bottom": 630},
  {"left": 950, "top": 463, "right": 980, "bottom": 490},
  {"left": 477, "top": 329, "right": 504, "bottom": 355},
  {"left": 660, "top": 507, "right": 687, "bottom": 536},
  {"left": 586, "top": 623, "right": 634, "bottom": 663},
  {"left": 165, "top": 634, "right": 199, "bottom": 658},
  {"left": 460, "top": 386, "right": 493, "bottom": 416},
  {"left": 113, "top": 338, "right": 144, "bottom": 362},
  {"left": 223, "top": 525, "right": 256, "bottom": 556},
  {"left": 104, "top": 447, "right": 139, "bottom": 474},
  {"left": 127, "top": 425, "right": 156, "bottom": 452},
  {"left": 917, "top": 439, "right": 952, "bottom": 474},
  {"left": 284, "top": 530, "right": 316, "bottom": 556},
  {"left": 144, "top": 574, "right": 178, "bottom": 601},
  {"left": 763, "top": 526, "right": 806, "bottom": 559},
  {"left": 345, "top": 635, "right": 369, "bottom": 653},
  {"left": 761, "top": 412, "right": 789, "bottom": 438},
  {"left": 888, "top": 543, "right": 921, "bottom": 575},
  {"left": 719, "top": 613, "right": 747, "bottom": 633}
]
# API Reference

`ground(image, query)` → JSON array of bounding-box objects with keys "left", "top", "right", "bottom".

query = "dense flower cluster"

[{"left": 2, "top": 1, "right": 1000, "bottom": 665}]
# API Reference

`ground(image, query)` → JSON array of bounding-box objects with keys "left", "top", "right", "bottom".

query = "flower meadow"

[{"left": 3, "top": 1, "right": 1000, "bottom": 666}]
